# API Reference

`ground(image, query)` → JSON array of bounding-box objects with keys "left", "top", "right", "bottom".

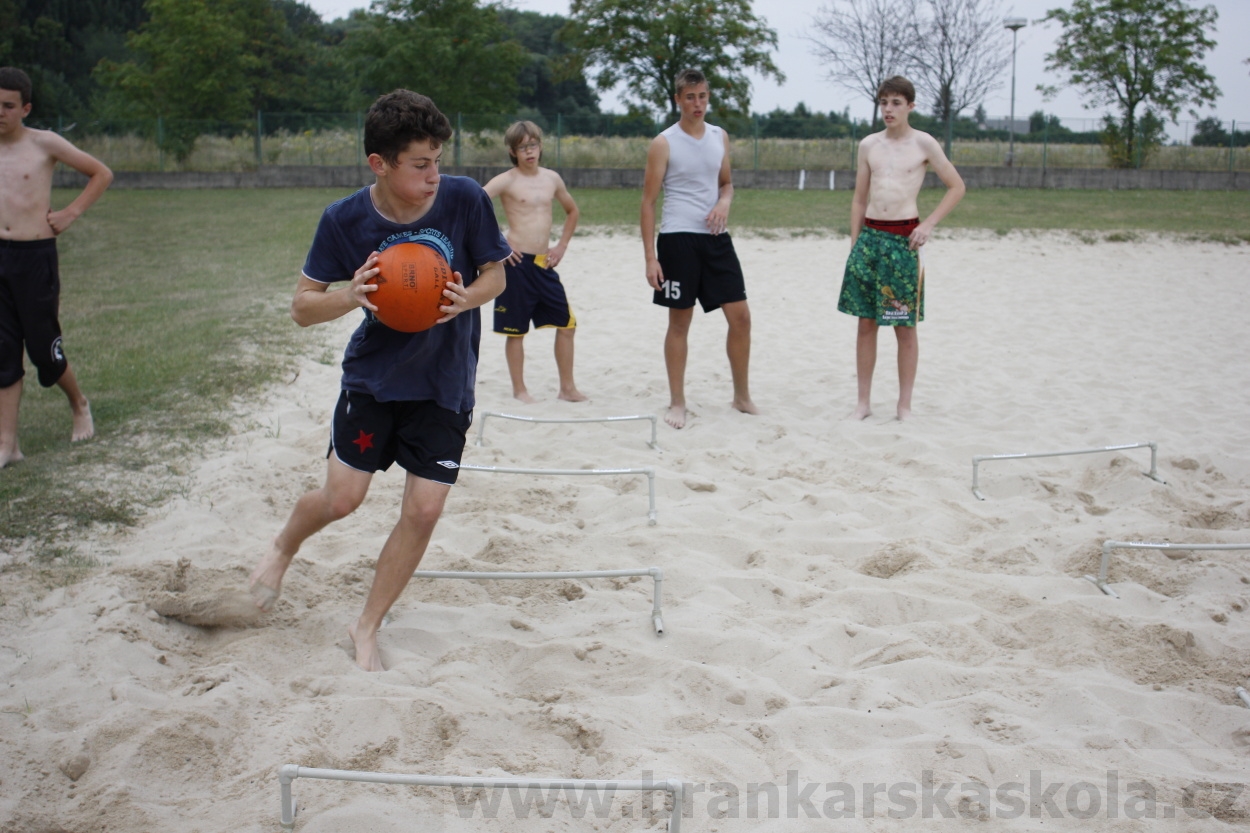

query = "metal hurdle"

[
  {"left": 461, "top": 463, "right": 657, "bottom": 525},
  {"left": 1236, "top": 687, "right": 1250, "bottom": 709},
  {"left": 278, "top": 764, "right": 685, "bottom": 830},
  {"left": 971, "top": 441, "right": 1166, "bottom": 500},
  {"left": 476, "top": 410, "right": 659, "bottom": 450},
  {"left": 1084, "top": 540, "right": 1250, "bottom": 598},
  {"left": 415, "top": 566, "right": 666, "bottom": 635}
]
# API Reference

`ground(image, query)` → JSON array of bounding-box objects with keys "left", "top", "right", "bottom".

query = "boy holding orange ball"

[{"left": 248, "top": 89, "right": 510, "bottom": 672}]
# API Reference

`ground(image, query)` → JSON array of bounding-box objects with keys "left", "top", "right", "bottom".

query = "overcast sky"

[{"left": 305, "top": 0, "right": 1250, "bottom": 130}]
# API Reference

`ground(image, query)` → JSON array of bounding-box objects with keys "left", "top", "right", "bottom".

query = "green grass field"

[
  {"left": 2, "top": 186, "right": 1247, "bottom": 551},
  {"left": 1, "top": 190, "right": 330, "bottom": 547}
]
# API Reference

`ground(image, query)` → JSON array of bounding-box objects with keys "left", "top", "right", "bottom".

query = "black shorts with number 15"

[{"left": 653, "top": 232, "right": 747, "bottom": 313}]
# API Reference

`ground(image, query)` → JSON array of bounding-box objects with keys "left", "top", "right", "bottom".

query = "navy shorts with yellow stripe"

[
  {"left": 493, "top": 254, "right": 575, "bottom": 336},
  {"left": 653, "top": 232, "right": 746, "bottom": 313},
  {"left": 329, "top": 390, "right": 471, "bottom": 485}
]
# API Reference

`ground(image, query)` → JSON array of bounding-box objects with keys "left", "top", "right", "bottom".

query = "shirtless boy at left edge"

[{"left": 0, "top": 67, "right": 111, "bottom": 467}]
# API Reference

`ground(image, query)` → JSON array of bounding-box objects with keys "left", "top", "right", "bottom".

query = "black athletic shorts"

[
  {"left": 328, "top": 390, "right": 471, "bottom": 485},
  {"left": 0, "top": 238, "right": 68, "bottom": 389},
  {"left": 653, "top": 232, "right": 747, "bottom": 313}
]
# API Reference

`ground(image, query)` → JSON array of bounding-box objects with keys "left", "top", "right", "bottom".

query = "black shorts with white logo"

[
  {"left": 328, "top": 390, "right": 471, "bottom": 485},
  {"left": 653, "top": 232, "right": 747, "bottom": 313},
  {"left": 0, "top": 238, "right": 68, "bottom": 388}
]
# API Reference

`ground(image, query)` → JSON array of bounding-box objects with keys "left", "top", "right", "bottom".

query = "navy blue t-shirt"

[{"left": 302, "top": 176, "right": 511, "bottom": 412}]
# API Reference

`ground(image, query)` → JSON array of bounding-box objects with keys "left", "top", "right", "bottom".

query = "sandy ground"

[{"left": 1, "top": 229, "right": 1248, "bottom": 832}]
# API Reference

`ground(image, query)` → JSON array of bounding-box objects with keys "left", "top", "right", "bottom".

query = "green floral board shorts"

[{"left": 837, "top": 227, "right": 925, "bottom": 326}]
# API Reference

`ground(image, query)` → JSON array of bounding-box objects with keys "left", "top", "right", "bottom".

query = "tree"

[
  {"left": 0, "top": 6, "right": 75, "bottom": 117},
  {"left": 907, "top": 0, "right": 1010, "bottom": 142},
  {"left": 263, "top": 0, "right": 356, "bottom": 113},
  {"left": 1041, "top": 0, "right": 1220, "bottom": 167},
  {"left": 1190, "top": 115, "right": 1227, "bottom": 147},
  {"left": 1100, "top": 109, "right": 1166, "bottom": 166},
  {"left": 500, "top": 8, "right": 600, "bottom": 121},
  {"left": 96, "top": 0, "right": 318, "bottom": 159},
  {"left": 805, "top": 0, "right": 918, "bottom": 128},
  {"left": 755, "top": 103, "right": 856, "bottom": 139},
  {"left": 558, "top": 0, "right": 784, "bottom": 121},
  {"left": 344, "top": 0, "right": 528, "bottom": 114},
  {"left": 0, "top": 0, "right": 147, "bottom": 118},
  {"left": 95, "top": 0, "right": 254, "bottom": 160}
]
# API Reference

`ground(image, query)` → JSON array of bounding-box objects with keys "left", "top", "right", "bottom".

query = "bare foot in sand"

[
  {"left": 558, "top": 387, "right": 588, "bottom": 402},
  {"left": 849, "top": 403, "right": 872, "bottom": 420},
  {"left": 732, "top": 397, "right": 759, "bottom": 416},
  {"left": 71, "top": 400, "right": 94, "bottom": 442},
  {"left": 664, "top": 404, "right": 687, "bottom": 429},
  {"left": 348, "top": 620, "right": 384, "bottom": 672},
  {"left": 0, "top": 445, "right": 24, "bottom": 468},
  {"left": 248, "top": 539, "right": 292, "bottom": 612},
  {"left": 513, "top": 390, "right": 537, "bottom": 404},
  {"left": 896, "top": 406, "right": 911, "bottom": 422}
]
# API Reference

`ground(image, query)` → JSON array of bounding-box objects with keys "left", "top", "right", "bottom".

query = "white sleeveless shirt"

[{"left": 659, "top": 122, "right": 725, "bottom": 235}]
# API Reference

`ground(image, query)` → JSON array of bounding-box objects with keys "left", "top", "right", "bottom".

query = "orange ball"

[{"left": 369, "top": 242, "right": 453, "bottom": 333}]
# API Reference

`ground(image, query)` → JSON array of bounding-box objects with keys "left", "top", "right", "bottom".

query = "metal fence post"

[
  {"left": 255, "top": 110, "right": 263, "bottom": 169},
  {"left": 1230, "top": 120, "right": 1237, "bottom": 173},
  {"left": 753, "top": 114, "right": 759, "bottom": 170},
  {"left": 455, "top": 113, "right": 462, "bottom": 166},
  {"left": 356, "top": 111, "right": 363, "bottom": 166},
  {"left": 157, "top": 116, "right": 164, "bottom": 172},
  {"left": 556, "top": 112, "right": 562, "bottom": 168},
  {"left": 1042, "top": 118, "right": 1049, "bottom": 172},
  {"left": 1181, "top": 118, "right": 1190, "bottom": 170}
]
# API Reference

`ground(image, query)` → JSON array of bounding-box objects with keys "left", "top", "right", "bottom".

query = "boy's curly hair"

[{"left": 365, "top": 90, "right": 453, "bottom": 166}]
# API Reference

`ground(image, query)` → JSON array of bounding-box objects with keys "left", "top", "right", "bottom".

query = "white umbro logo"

[{"left": 437, "top": 461, "right": 459, "bottom": 469}]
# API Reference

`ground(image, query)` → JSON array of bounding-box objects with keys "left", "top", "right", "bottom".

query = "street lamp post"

[{"left": 1003, "top": 17, "right": 1027, "bottom": 167}]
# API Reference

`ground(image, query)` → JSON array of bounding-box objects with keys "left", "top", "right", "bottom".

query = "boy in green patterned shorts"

[{"left": 838, "top": 76, "right": 964, "bottom": 421}]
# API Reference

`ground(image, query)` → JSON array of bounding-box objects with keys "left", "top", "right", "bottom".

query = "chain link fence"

[{"left": 30, "top": 112, "right": 1249, "bottom": 173}]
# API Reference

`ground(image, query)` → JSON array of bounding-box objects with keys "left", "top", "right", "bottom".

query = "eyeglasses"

[{"left": 516, "top": 142, "right": 541, "bottom": 152}]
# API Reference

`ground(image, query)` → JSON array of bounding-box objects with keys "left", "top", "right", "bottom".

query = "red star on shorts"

[{"left": 352, "top": 430, "right": 375, "bottom": 453}]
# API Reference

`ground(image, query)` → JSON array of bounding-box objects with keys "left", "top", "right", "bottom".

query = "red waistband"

[{"left": 865, "top": 217, "right": 920, "bottom": 237}]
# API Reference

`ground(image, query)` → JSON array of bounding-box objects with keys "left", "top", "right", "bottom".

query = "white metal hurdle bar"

[
  {"left": 476, "top": 411, "right": 659, "bottom": 449},
  {"left": 971, "top": 441, "right": 1166, "bottom": 500},
  {"left": 414, "top": 566, "right": 666, "bottom": 635},
  {"left": 461, "top": 463, "right": 657, "bottom": 525},
  {"left": 278, "top": 764, "right": 686, "bottom": 831},
  {"left": 1084, "top": 540, "right": 1250, "bottom": 598}
]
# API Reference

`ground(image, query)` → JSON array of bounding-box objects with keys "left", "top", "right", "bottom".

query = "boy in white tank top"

[{"left": 641, "top": 68, "right": 757, "bottom": 429}]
